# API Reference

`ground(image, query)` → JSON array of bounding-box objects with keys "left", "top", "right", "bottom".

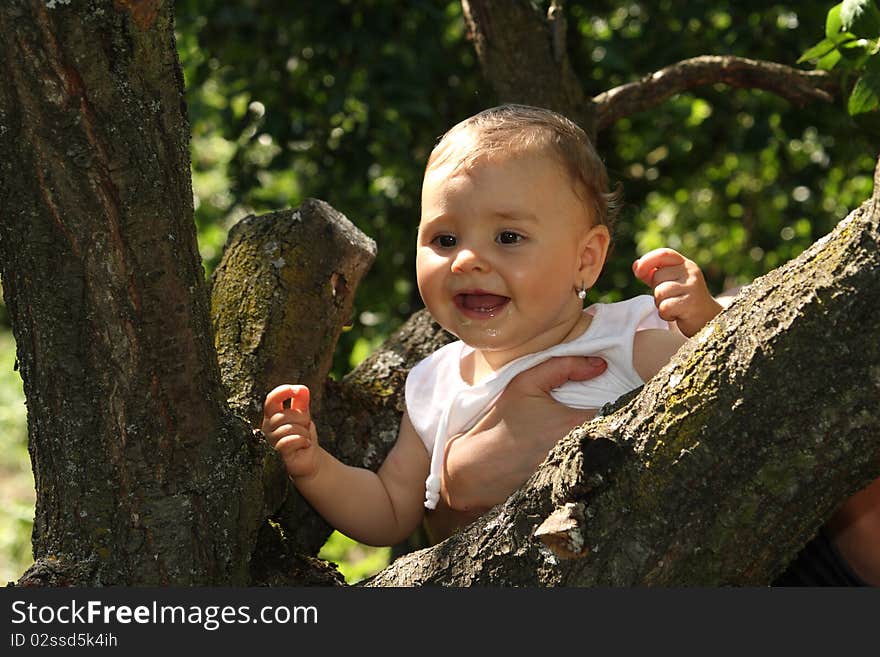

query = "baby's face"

[{"left": 416, "top": 143, "right": 608, "bottom": 366}]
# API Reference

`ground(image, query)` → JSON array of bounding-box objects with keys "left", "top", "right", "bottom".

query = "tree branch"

[{"left": 594, "top": 55, "right": 839, "bottom": 133}]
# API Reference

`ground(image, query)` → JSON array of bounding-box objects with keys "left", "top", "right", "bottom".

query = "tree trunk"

[
  {"left": 0, "top": 0, "right": 266, "bottom": 585},
  {"left": 461, "top": 0, "right": 594, "bottom": 134}
]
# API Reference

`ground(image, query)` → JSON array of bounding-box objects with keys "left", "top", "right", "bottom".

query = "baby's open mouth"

[{"left": 453, "top": 292, "right": 510, "bottom": 318}]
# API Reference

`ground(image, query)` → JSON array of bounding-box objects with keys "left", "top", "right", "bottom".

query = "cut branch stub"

[
  {"left": 211, "top": 198, "right": 383, "bottom": 562},
  {"left": 211, "top": 199, "right": 376, "bottom": 427}
]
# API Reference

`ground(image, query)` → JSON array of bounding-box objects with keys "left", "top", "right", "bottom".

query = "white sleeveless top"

[{"left": 405, "top": 295, "right": 670, "bottom": 509}]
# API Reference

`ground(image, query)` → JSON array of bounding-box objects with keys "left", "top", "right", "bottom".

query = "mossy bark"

[{"left": 210, "top": 200, "right": 376, "bottom": 427}]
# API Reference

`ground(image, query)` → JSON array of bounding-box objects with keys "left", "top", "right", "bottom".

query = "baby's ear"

[{"left": 577, "top": 224, "right": 610, "bottom": 287}]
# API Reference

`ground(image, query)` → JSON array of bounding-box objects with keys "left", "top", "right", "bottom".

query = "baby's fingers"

[
  {"left": 264, "top": 384, "right": 298, "bottom": 418},
  {"left": 286, "top": 385, "right": 311, "bottom": 419},
  {"left": 655, "top": 294, "right": 688, "bottom": 322},
  {"left": 263, "top": 384, "right": 312, "bottom": 423},
  {"left": 265, "top": 421, "right": 312, "bottom": 448},
  {"left": 633, "top": 248, "right": 686, "bottom": 287},
  {"left": 652, "top": 280, "right": 686, "bottom": 306},
  {"left": 651, "top": 264, "right": 688, "bottom": 286},
  {"left": 274, "top": 431, "right": 313, "bottom": 453}
]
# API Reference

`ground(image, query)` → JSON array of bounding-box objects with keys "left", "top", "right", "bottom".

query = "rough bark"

[
  {"left": 367, "top": 181, "right": 880, "bottom": 586},
  {"left": 461, "top": 0, "right": 594, "bottom": 133},
  {"left": 0, "top": 0, "right": 265, "bottom": 585}
]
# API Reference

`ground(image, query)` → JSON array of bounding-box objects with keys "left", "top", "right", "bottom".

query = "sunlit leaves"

[
  {"left": 587, "top": 2, "right": 873, "bottom": 301},
  {"left": 801, "top": 1, "right": 880, "bottom": 116},
  {"left": 847, "top": 68, "right": 880, "bottom": 113},
  {"left": 828, "top": 2, "right": 845, "bottom": 36}
]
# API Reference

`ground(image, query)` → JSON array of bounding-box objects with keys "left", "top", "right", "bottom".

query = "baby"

[{"left": 262, "top": 104, "right": 721, "bottom": 546}]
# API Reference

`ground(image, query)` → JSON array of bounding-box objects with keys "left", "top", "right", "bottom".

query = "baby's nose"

[{"left": 451, "top": 247, "right": 488, "bottom": 272}]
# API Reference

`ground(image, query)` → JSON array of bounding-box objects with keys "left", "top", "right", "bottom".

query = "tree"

[{"left": 0, "top": 0, "right": 876, "bottom": 586}]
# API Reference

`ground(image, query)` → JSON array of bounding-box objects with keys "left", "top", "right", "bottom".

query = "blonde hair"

[{"left": 427, "top": 104, "right": 622, "bottom": 231}]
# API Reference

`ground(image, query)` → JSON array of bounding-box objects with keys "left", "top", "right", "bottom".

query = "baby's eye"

[
  {"left": 432, "top": 234, "right": 457, "bottom": 248},
  {"left": 496, "top": 231, "right": 524, "bottom": 245}
]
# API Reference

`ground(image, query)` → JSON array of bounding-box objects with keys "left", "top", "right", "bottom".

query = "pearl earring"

[{"left": 577, "top": 283, "right": 587, "bottom": 300}]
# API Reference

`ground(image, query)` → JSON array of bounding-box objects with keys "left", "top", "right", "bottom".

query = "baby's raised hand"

[
  {"left": 632, "top": 248, "right": 722, "bottom": 338},
  {"left": 262, "top": 384, "right": 320, "bottom": 479}
]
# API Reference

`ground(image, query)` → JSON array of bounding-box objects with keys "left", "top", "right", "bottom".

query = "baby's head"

[
  {"left": 417, "top": 104, "right": 619, "bottom": 365},
  {"left": 425, "top": 104, "right": 620, "bottom": 234}
]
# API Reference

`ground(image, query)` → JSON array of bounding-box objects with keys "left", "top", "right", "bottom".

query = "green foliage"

[
  {"left": 800, "top": 1, "right": 880, "bottom": 119},
  {"left": 317, "top": 531, "right": 391, "bottom": 584},
  {"left": 0, "top": 331, "right": 33, "bottom": 583},
  {"left": 175, "top": 0, "right": 877, "bottom": 370},
  {"left": 560, "top": 1, "right": 874, "bottom": 303}
]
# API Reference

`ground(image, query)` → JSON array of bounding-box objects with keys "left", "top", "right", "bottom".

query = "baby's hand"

[
  {"left": 262, "top": 384, "right": 320, "bottom": 480},
  {"left": 632, "top": 248, "right": 722, "bottom": 338}
]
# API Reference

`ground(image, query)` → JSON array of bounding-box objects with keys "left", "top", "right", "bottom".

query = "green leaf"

[
  {"left": 841, "top": 0, "right": 880, "bottom": 37},
  {"left": 798, "top": 38, "right": 837, "bottom": 63},
  {"left": 802, "top": 34, "right": 860, "bottom": 72},
  {"left": 818, "top": 48, "right": 844, "bottom": 71},
  {"left": 847, "top": 71, "right": 880, "bottom": 114},
  {"left": 828, "top": 30, "right": 860, "bottom": 45},
  {"left": 826, "top": 3, "right": 844, "bottom": 37}
]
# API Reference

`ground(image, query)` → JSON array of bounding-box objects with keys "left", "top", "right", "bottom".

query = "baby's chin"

[{"left": 457, "top": 330, "right": 521, "bottom": 353}]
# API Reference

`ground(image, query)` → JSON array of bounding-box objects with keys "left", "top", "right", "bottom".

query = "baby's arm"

[
  {"left": 632, "top": 248, "right": 723, "bottom": 338},
  {"left": 632, "top": 328, "right": 687, "bottom": 382},
  {"left": 262, "top": 385, "right": 428, "bottom": 547}
]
